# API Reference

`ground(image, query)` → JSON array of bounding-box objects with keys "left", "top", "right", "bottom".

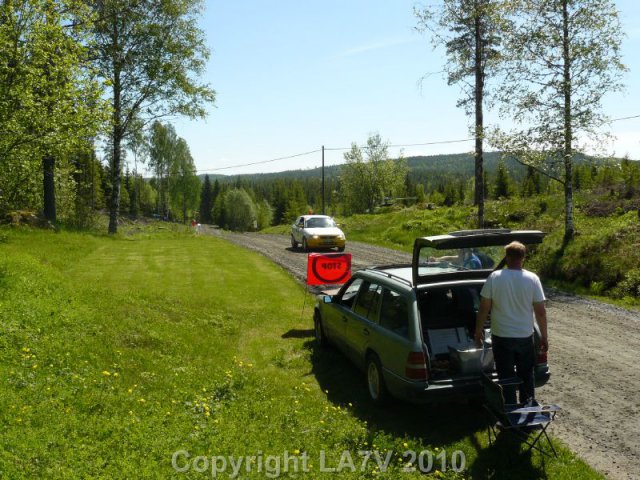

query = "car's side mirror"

[{"left": 323, "top": 295, "right": 332, "bottom": 304}]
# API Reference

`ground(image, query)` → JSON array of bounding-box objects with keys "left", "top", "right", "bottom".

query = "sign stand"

[{"left": 300, "top": 284, "right": 310, "bottom": 321}]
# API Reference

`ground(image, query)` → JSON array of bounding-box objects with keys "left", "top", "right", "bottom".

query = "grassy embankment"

[
  {"left": 266, "top": 193, "right": 640, "bottom": 308},
  {"left": 0, "top": 225, "right": 602, "bottom": 478}
]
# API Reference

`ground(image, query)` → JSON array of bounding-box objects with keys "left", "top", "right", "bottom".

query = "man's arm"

[
  {"left": 475, "top": 297, "right": 492, "bottom": 347},
  {"left": 533, "top": 301, "right": 548, "bottom": 352}
]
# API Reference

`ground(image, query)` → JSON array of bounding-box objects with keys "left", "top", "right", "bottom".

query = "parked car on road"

[
  {"left": 291, "top": 215, "right": 346, "bottom": 252},
  {"left": 313, "top": 229, "right": 550, "bottom": 404}
]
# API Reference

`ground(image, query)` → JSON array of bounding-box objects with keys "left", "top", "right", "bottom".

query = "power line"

[
  {"left": 194, "top": 138, "right": 475, "bottom": 173},
  {"left": 324, "top": 137, "right": 474, "bottom": 152},
  {"left": 608, "top": 114, "right": 640, "bottom": 123},
  {"left": 193, "top": 114, "right": 639, "bottom": 174},
  {"left": 197, "top": 149, "right": 320, "bottom": 172}
]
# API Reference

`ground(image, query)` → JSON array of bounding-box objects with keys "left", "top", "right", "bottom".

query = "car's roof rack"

[{"left": 365, "top": 265, "right": 413, "bottom": 287}]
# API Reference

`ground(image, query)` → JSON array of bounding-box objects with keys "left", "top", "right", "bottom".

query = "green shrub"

[{"left": 612, "top": 268, "right": 640, "bottom": 298}]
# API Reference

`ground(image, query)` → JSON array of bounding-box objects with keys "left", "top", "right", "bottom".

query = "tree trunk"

[
  {"left": 108, "top": 131, "right": 122, "bottom": 234},
  {"left": 183, "top": 190, "right": 187, "bottom": 224},
  {"left": 562, "top": 0, "right": 575, "bottom": 243},
  {"left": 108, "top": 39, "right": 122, "bottom": 234},
  {"left": 474, "top": 1, "right": 485, "bottom": 228},
  {"left": 41, "top": 4, "right": 56, "bottom": 226},
  {"left": 42, "top": 154, "right": 56, "bottom": 224}
]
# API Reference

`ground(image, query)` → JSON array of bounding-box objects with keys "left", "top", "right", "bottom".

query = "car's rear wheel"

[
  {"left": 314, "top": 311, "right": 328, "bottom": 348},
  {"left": 291, "top": 235, "right": 298, "bottom": 249},
  {"left": 366, "top": 354, "right": 389, "bottom": 405}
]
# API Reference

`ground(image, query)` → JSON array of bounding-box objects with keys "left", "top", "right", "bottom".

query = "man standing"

[{"left": 475, "top": 241, "right": 548, "bottom": 405}]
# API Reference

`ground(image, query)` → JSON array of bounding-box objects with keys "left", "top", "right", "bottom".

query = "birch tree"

[
  {"left": 89, "top": 0, "right": 215, "bottom": 233},
  {"left": 340, "top": 134, "right": 407, "bottom": 214},
  {"left": 168, "top": 137, "right": 200, "bottom": 224},
  {"left": 492, "top": 0, "right": 625, "bottom": 242}
]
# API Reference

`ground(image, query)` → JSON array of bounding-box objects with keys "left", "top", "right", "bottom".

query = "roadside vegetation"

[
  {"left": 0, "top": 224, "right": 602, "bottom": 479},
  {"left": 265, "top": 186, "right": 640, "bottom": 309}
]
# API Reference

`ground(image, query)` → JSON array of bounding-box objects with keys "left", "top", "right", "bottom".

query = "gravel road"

[{"left": 203, "top": 226, "right": 640, "bottom": 480}]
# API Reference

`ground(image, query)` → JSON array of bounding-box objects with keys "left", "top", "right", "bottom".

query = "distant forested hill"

[{"left": 198, "top": 150, "right": 605, "bottom": 184}]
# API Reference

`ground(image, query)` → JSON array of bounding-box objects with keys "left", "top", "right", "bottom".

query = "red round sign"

[{"left": 306, "top": 253, "right": 352, "bottom": 285}]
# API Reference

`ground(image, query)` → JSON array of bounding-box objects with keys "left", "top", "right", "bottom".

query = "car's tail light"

[{"left": 405, "top": 351, "right": 428, "bottom": 380}]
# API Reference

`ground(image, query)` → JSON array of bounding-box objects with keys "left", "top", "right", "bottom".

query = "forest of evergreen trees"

[
  {"left": 4, "top": 143, "right": 639, "bottom": 232},
  {"left": 199, "top": 153, "right": 640, "bottom": 230}
]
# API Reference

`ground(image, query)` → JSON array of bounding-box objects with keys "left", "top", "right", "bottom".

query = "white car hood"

[{"left": 305, "top": 227, "right": 344, "bottom": 236}]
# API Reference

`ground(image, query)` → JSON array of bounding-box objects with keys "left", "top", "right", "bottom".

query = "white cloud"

[{"left": 334, "top": 37, "right": 417, "bottom": 58}]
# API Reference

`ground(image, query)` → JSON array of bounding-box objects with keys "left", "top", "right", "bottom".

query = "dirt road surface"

[{"left": 204, "top": 227, "right": 640, "bottom": 480}]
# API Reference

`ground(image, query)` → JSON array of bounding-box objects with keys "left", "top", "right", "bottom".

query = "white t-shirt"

[{"left": 480, "top": 268, "right": 546, "bottom": 338}]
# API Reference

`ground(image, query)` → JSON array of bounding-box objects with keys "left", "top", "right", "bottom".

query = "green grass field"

[{"left": 0, "top": 225, "right": 602, "bottom": 478}]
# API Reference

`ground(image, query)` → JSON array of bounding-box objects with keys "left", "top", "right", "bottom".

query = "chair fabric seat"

[
  {"left": 502, "top": 411, "right": 552, "bottom": 428},
  {"left": 482, "top": 373, "right": 561, "bottom": 457}
]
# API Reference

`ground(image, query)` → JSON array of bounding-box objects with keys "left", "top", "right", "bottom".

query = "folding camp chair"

[{"left": 481, "top": 373, "right": 561, "bottom": 457}]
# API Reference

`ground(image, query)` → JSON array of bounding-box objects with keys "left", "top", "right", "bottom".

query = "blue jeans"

[{"left": 491, "top": 334, "right": 535, "bottom": 405}]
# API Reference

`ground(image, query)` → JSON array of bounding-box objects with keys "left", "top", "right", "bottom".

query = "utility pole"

[{"left": 321, "top": 145, "right": 325, "bottom": 215}]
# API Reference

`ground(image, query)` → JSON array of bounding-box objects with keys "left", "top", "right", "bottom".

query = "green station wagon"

[{"left": 313, "top": 229, "right": 550, "bottom": 404}]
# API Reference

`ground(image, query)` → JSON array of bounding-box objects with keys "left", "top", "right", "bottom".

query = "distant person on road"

[{"left": 475, "top": 241, "right": 548, "bottom": 405}]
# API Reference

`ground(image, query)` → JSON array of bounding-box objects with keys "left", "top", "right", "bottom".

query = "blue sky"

[{"left": 172, "top": 0, "right": 640, "bottom": 176}]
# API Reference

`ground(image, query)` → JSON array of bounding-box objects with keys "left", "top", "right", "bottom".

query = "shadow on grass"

[
  {"left": 305, "top": 340, "right": 547, "bottom": 479},
  {"left": 473, "top": 433, "right": 551, "bottom": 480},
  {"left": 282, "top": 328, "right": 314, "bottom": 339}
]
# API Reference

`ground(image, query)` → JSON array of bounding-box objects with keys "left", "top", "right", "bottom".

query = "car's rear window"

[{"left": 417, "top": 246, "right": 502, "bottom": 271}]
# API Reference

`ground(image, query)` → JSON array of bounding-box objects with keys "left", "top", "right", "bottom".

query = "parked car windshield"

[
  {"left": 306, "top": 217, "right": 335, "bottom": 228},
  {"left": 417, "top": 245, "right": 503, "bottom": 272}
]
